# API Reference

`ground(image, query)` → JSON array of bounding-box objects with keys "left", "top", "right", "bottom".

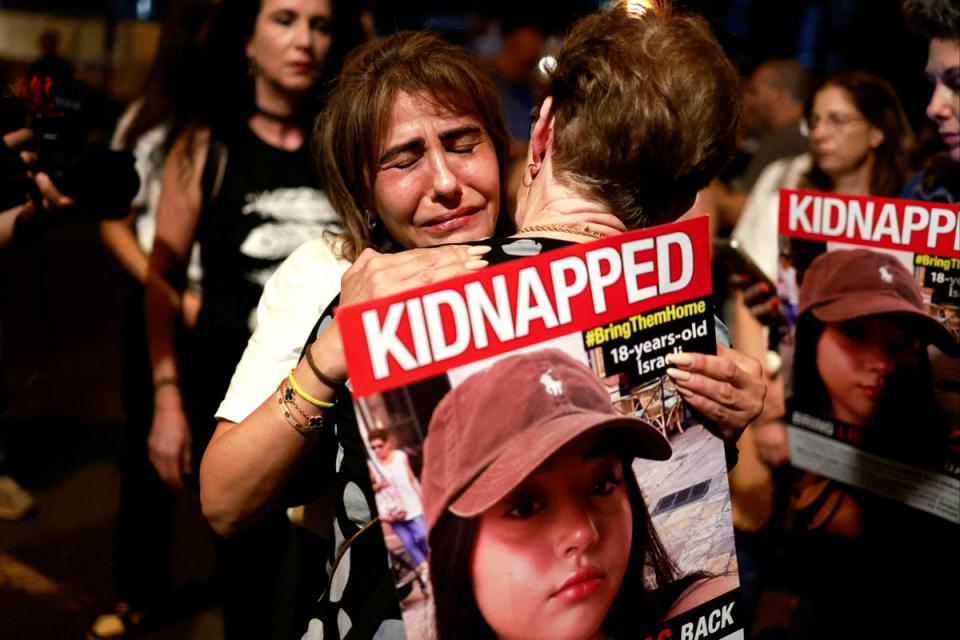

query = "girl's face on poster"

[
  {"left": 246, "top": 0, "right": 332, "bottom": 95},
  {"left": 372, "top": 91, "right": 501, "bottom": 250},
  {"left": 369, "top": 437, "right": 391, "bottom": 462},
  {"left": 808, "top": 85, "right": 884, "bottom": 180},
  {"left": 469, "top": 433, "right": 632, "bottom": 640},
  {"left": 816, "top": 316, "right": 921, "bottom": 426}
]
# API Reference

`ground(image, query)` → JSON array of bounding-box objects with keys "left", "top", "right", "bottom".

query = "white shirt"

[
  {"left": 111, "top": 101, "right": 204, "bottom": 290},
  {"left": 216, "top": 236, "right": 349, "bottom": 422},
  {"left": 733, "top": 153, "right": 810, "bottom": 283}
]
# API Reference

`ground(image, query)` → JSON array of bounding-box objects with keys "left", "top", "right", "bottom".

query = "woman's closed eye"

[
  {"left": 309, "top": 16, "right": 331, "bottom": 34},
  {"left": 390, "top": 153, "right": 422, "bottom": 170},
  {"left": 440, "top": 128, "right": 485, "bottom": 155},
  {"left": 927, "top": 68, "right": 960, "bottom": 93},
  {"left": 449, "top": 142, "right": 478, "bottom": 155},
  {"left": 445, "top": 134, "right": 483, "bottom": 155},
  {"left": 271, "top": 10, "right": 296, "bottom": 26},
  {"left": 891, "top": 334, "right": 921, "bottom": 358},
  {"left": 379, "top": 143, "right": 424, "bottom": 171},
  {"left": 383, "top": 144, "right": 478, "bottom": 171}
]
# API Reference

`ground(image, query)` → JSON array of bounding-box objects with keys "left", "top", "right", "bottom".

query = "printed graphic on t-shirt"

[{"left": 240, "top": 188, "right": 339, "bottom": 266}]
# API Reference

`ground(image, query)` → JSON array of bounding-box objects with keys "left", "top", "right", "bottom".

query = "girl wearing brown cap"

[
  {"left": 793, "top": 249, "right": 955, "bottom": 452},
  {"left": 787, "top": 248, "right": 957, "bottom": 637},
  {"left": 423, "top": 350, "right": 737, "bottom": 640}
]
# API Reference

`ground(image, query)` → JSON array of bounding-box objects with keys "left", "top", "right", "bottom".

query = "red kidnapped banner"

[
  {"left": 338, "top": 216, "right": 712, "bottom": 396},
  {"left": 779, "top": 188, "right": 959, "bottom": 257}
]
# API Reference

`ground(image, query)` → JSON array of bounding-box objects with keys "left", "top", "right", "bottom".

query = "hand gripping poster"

[
  {"left": 336, "top": 217, "right": 743, "bottom": 640},
  {"left": 777, "top": 189, "right": 960, "bottom": 523}
]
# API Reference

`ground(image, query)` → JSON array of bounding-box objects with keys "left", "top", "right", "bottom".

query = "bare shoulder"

[{"left": 664, "top": 575, "right": 740, "bottom": 619}]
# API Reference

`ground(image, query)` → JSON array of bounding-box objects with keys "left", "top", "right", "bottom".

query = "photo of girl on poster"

[
  {"left": 784, "top": 246, "right": 960, "bottom": 638},
  {"left": 420, "top": 349, "right": 737, "bottom": 640},
  {"left": 791, "top": 249, "right": 958, "bottom": 462}
]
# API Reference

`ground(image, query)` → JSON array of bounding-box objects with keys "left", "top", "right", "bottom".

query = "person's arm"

[
  {"left": 145, "top": 128, "right": 208, "bottom": 490},
  {"left": 0, "top": 204, "right": 26, "bottom": 249},
  {"left": 1, "top": 129, "right": 73, "bottom": 248},
  {"left": 101, "top": 104, "right": 151, "bottom": 282},
  {"left": 101, "top": 215, "right": 202, "bottom": 327},
  {"left": 200, "top": 239, "right": 347, "bottom": 535},
  {"left": 0, "top": 127, "right": 38, "bottom": 248},
  {"left": 200, "top": 244, "right": 486, "bottom": 536},
  {"left": 101, "top": 215, "right": 149, "bottom": 283},
  {"left": 369, "top": 462, "right": 386, "bottom": 491}
]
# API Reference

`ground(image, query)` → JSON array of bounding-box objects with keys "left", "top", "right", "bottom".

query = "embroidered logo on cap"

[
  {"left": 539, "top": 370, "right": 563, "bottom": 396},
  {"left": 879, "top": 265, "right": 893, "bottom": 283}
]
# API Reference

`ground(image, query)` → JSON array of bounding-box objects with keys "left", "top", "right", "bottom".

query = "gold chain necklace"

[{"left": 515, "top": 223, "right": 605, "bottom": 239}]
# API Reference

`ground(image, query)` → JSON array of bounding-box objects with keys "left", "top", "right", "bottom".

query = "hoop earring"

[
  {"left": 521, "top": 163, "right": 536, "bottom": 187},
  {"left": 364, "top": 208, "right": 377, "bottom": 231}
]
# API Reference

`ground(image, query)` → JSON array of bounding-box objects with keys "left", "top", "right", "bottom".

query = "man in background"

[{"left": 712, "top": 59, "right": 810, "bottom": 233}]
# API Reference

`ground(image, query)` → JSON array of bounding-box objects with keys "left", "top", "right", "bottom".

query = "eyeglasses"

[{"left": 800, "top": 112, "right": 867, "bottom": 137}]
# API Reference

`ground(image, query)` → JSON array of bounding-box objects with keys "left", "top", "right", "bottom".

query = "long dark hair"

[
  {"left": 120, "top": 0, "right": 220, "bottom": 152},
  {"left": 428, "top": 452, "right": 701, "bottom": 640}
]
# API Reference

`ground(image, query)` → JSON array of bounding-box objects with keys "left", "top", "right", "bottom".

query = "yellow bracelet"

[{"left": 288, "top": 368, "right": 335, "bottom": 408}]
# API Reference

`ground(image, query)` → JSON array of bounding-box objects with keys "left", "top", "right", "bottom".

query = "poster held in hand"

[
  {"left": 777, "top": 188, "right": 959, "bottom": 523},
  {"left": 338, "top": 217, "right": 743, "bottom": 640}
]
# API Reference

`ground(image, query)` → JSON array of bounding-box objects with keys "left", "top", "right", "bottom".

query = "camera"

[{"left": 1, "top": 75, "right": 139, "bottom": 218}]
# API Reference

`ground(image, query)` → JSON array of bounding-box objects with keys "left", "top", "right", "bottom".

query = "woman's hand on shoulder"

[{"left": 666, "top": 345, "right": 765, "bottom": 443}]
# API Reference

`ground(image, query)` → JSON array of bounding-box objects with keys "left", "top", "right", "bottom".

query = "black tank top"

[{"left": 188, "top": 125, "right": 340, "bottom": 425}]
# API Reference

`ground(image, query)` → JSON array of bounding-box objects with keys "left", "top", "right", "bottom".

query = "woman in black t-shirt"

[{"left": 143, "top": 1, "right": 362, "bottom": 637}]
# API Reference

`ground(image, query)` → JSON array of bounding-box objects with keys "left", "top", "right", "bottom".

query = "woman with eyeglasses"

[
  {"left": 732, "top": 72, "right": 914, "bottom": 288},
  {"left": 803, "top": 72, "right": 913, "bottom": 198}
]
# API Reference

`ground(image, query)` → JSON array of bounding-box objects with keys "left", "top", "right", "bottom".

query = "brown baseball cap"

[
  {"left": 798, "top": 249, "right": 958, "bottom": 356},
  {"left": 421, "top": 349, "right": 672, "bottom": 530}
]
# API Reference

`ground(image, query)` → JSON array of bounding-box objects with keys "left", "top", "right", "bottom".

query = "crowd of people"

[{"left": 1, "top": 0, "right": 957, "bottom": 638}]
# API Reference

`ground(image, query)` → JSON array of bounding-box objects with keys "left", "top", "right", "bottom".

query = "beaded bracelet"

[
  {"left": 288, "top": 368, "right": 335, "bottom": 408},
  {"left": 304, "top": 347, "right": 347, "bottom": 390}
]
